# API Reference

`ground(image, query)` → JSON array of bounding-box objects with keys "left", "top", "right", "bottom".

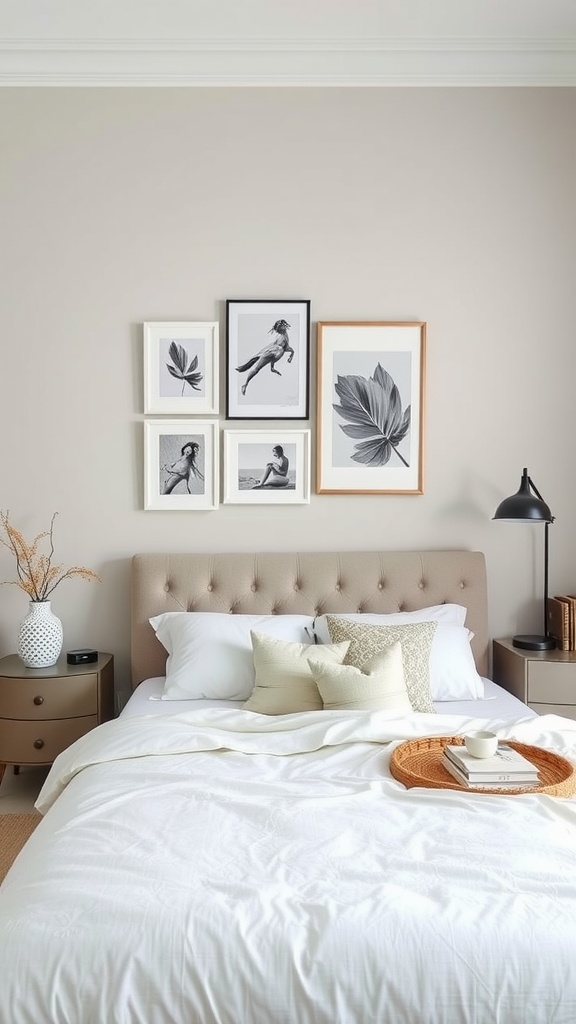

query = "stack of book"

[
  {"left": 547, "top": 596, "right": 576, "bottom": 651},
  {"left": 442, "top": 742, "right": 540, "bottom": 789}
]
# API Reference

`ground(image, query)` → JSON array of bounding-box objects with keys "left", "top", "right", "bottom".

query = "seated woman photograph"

[{"left": 253, "top": 445, "right": 290, "bottom": 489}]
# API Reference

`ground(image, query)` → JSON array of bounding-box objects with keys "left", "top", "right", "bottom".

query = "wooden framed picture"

[
  {"left": 226, "top": 299, "right": 310, "bottom": 419},
  {"left": 223, "top": 429, "right": 311, "bottom": 504},
  {"left": 143, "top": 321, "right": 219, "bottom": 415},
  {"left": 316, "top": 321, "right": 426, "bottom": 494},
  {"left": 144, "top": 420, "right": 219, "bottom": 510}
]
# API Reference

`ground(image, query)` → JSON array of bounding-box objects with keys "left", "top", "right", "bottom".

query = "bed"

[{"left": 2, "top": 549, "right": 576, "bottom": 1024}]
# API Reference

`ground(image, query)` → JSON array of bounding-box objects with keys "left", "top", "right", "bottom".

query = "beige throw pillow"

[
  {"left": 325, "top": 616, "right": 437, "bottom": 714},
  {"left": 243, "top": 632, "right": 350, "bottom": 715},
  {"left": 310, "top": 642, "right": 413, "bottom": 712}
]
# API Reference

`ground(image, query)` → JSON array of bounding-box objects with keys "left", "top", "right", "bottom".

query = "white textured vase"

[{"left": 18, "top": 600, "right": 64, "bottom": 668}]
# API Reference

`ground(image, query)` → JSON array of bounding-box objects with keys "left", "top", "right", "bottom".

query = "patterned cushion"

[
  {"left": 325, "top": 616, "right": 437, "bottom": 714},
  {"left": 310, "top": 642, "right": 413, "bottom": 712}
]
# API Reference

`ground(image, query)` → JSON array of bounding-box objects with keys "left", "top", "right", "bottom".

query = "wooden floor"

[{"left": 0, "top": 765, "right": 49, "bottom": 813}]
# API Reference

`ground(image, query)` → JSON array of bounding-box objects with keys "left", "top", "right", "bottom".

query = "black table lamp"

[{"left": 493, "top": 467, "right": 556, "bottom": 651}]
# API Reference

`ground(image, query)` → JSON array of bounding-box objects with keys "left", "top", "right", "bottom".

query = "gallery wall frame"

[
  {"left": 316, "top": 321, "right": 426, "bottom": 495},
  {"left": 143, "top": 321, "right": 219, "bottom": 415},
  {"left": 223, "top": 429, "right": 311, "bottom": 504},
  {"left": 226, "top": 299, "right": 310, "bottom": 419},
  {"left": 144, "top": 419, "right": 219, "bottom": 510}
]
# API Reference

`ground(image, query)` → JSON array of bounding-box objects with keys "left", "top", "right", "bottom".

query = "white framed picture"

[
  {"left": 144, "top": 420, "right": 219, "bottom": 510},
  {"left": 143, "top": 321, "right": 219, "bottom": 415},
  {"left": 223, "top": 429, "right": 311, "bottom": 504}
]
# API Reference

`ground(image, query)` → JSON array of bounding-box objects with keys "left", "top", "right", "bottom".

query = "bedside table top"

[
  {"left": 0, "top": 653, "right": 113, "bottom": 678},
  {"left": 494, "top": 638, "right": 576, "bottom": 664}
]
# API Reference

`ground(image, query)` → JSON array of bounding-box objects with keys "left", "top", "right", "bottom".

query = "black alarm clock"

[{"left": 67, "top": 649, "right": 98, "bottom": 665}]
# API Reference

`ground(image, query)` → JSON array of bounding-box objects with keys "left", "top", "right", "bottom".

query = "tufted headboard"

[{"left": 130, "top": 550, "right": 488, "bottom": 688}]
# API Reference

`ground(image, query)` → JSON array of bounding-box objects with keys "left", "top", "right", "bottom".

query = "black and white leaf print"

[
  {"left": 167, "top": 341, "right": 203, "bottom": 395},
  {"left": 333, "top": 363, "right": 411, "bottom": 467}
]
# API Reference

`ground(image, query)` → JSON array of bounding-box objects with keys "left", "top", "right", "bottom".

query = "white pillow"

[
  {"left": 150, "top": 612, "right": 315, "bottom": 700},
  {"left": 312, "top": 603, "right": 467, "bottom": 641},
  {"left": 242, "top": 632, "right": 350, "bottom": 715},
  {"left": 315, "top": 612, "right": 483, "bottom": 701},
  {"left": 310, "top": 643, "right": 413, "bottom": 713}
]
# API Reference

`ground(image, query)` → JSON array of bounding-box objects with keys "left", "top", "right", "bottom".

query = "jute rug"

[{"left": 0, "top": 812, "right": 41, "bottom": 884}]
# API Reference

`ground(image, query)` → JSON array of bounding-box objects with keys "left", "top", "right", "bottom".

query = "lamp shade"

[{"left": 493, "top": 468, "right": 553, "bottom": 524}]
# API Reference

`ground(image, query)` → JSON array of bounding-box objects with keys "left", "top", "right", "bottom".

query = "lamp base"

[{"left": 512, "top": 634, "right": 557, "bottom": 651}]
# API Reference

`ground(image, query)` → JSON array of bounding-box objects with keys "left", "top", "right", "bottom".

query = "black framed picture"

[{"left": 226, "top": 299, "right": 310, "bottom": 419}]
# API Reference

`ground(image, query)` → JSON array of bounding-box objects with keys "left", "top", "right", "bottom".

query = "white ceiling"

[{"left": 1, "top": 0, "right": 576, "bottom": 86}]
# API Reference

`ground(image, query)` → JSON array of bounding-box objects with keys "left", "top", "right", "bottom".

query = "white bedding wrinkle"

[
  {"left": 2, "top": 708, "right": 576, "bottom": 1024},
  {"left": 35, "top": 707, "right": 576, "bottom": 815}
]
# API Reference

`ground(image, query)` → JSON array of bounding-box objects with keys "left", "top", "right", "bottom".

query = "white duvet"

[{"left": 2, "top": 707, "right": 576, "bottom": 1024}]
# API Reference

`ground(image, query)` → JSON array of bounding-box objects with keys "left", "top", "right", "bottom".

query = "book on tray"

[{"left": 442, "top": 742, "right": 540, "bottom": 789}]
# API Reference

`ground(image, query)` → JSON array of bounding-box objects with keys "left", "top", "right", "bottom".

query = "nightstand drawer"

[
  {"left": 528, "top": 664, "right": 576, "bottom": 705},
  {"left": 0, "top": 675, "right": 97, "bottom": 719},
  {"left": 529, "top": 703, "right": 576, "bottom": 721},
  {"left": 0, "top": 715, "right": 98, "bottom": 763}
]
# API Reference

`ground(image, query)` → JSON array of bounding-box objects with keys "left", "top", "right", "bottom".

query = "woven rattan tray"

[{"left": 390, "top": 736, "right": 576, "bottom": 797}]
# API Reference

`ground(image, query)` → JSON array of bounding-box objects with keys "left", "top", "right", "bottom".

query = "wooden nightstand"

[
  {"left": 0, "top": 653, "right": 114, "bottom": 785},
  {"left": 493, "top": 638, "right": 576, "bottom": 720}
]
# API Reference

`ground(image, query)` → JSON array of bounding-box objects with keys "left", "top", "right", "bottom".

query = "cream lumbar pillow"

[
  {"left": 243, "top": 632, "right": 350, "bottom": 715},
  {"left": 310, "top": 643, "right": 413, "bottom": 713},
  {"left": 325, "top": 616, "right": 437, "bottom": 714}
]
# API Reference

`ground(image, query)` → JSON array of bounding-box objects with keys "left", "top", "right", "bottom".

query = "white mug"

[{"left": 464, "top": 730, "right": 498, "bottom": 758}]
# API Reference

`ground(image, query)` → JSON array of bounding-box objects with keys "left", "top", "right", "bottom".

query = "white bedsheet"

[
  {"left": 1, "top": 707, "right": 576, "bottom": 1024},
  {"left": 120, "top": 674, "right": 538, "bottom": 723}
]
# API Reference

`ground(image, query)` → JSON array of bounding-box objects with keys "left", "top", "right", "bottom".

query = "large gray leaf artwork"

[
  {"left": 333, "top": 363, "right": 410, "bottom": 467},
  {"left": 167, "top": 341, "right": 203, "bottom": 395}
]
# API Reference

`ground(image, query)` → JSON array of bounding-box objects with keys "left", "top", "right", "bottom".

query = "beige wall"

[{"left": 0, "top": 87, "right": 574, "bottom": 697}]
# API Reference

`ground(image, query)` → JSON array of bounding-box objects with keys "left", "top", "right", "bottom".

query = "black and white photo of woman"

[
  {"left": 253, "top": 445, "right": 290, "bottom": 489},
  {"left": 233, "top": 313, "right": 300, "bottom": 408},
  {"left": 160, "top": 438, "right": 205, "bottom": 495},
  {"left": 237, "top": 441, "right": 296, "bottom": 491}
]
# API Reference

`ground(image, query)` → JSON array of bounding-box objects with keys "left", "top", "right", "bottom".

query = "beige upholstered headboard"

[{"left": 131, "top": 550, "right": 488, "bottom": 688}]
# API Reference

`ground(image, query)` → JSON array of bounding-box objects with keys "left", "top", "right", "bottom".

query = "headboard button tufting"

[{"left": 130, "top": 551, "right": 488, "bottom": 688}]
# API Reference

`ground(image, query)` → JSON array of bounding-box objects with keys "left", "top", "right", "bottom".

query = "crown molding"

[{"left": 0, "top": 36, "right": 575, "bottom": 86}]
